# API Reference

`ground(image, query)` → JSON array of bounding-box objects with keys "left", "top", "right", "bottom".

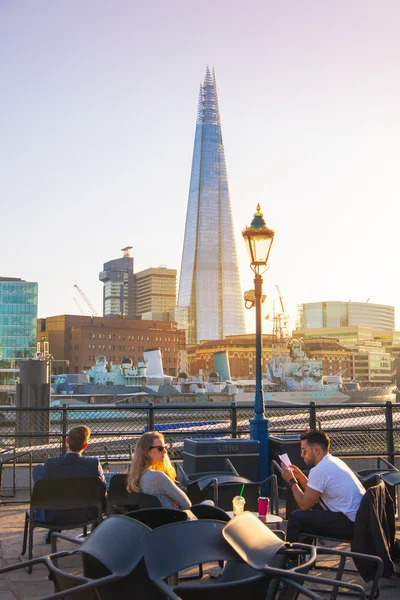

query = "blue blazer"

[{"left": 37, "top": 453, "right": 106, "bottom": 524}]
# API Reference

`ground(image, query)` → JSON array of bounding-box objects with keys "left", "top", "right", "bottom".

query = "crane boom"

[
  {"left": 276, "top": 285, "right": 285, "bottom": 313},
  {"left": 74, "top": 285, "right": 100, "bottom": 317},
  {"left": 73, "top": 297, "right": 84, "bottom": 315}
]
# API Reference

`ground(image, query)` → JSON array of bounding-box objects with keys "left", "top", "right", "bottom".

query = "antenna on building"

[{"left": 121, "top": 246, "right": 133, "bottom": 257}]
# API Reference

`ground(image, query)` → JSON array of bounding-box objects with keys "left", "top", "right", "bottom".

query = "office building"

[
  {"left": 37, "top": 315, "right": 185, "bottom": 376},
  {"left": 0, "top": 277, "right": 38, "bottom": 385},
  {"left": 99, "top": 247, "right": 135, "bottom": 318},
  {"left": 135, "top": 267, "right": 176, "bottom": 318},
  {"left": 177, "top": 68, "right": 246, "bottom": 344},
  {"left": 297, "top": 301, "right": 395, "bottom": 331}
]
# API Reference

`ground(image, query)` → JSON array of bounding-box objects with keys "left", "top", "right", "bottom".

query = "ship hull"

[{"left": 235, "top": 390, "right": 350, "bottom": 404}]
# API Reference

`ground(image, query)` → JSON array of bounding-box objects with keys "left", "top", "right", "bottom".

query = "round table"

[{"left": 226, "top": 511, "right": 283, "bottom": 529}]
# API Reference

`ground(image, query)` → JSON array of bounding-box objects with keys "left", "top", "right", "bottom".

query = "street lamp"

[{"left": 242, "top": 203, "right": 275, "bottom": 481}]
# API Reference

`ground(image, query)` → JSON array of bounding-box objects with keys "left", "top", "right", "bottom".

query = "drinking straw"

[{"left": 239, "top": 484, "right": 245, "bottom": 497}]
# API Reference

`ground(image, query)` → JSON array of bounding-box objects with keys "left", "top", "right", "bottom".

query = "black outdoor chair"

[
  {"left": 210, "top": 473, "right": 279, "bottom": 513},
  {"left": 20, "top": 477, "right": 105, "bottom": 572},
  {"left": 298, "top": 484, "right": 389, "bottom": 600},
  {"left": 222, "top": 512, "right": 372, "bottom": 600},
  {"left": 106, "top": 473, "right": 162, "bottom": 515},
  {"left": 182, "top": 473, "right": 252, "bottom": 505},
  {"left": 191, "top": 503, "right": 231, "bottom": 522},
  {"left": 3, "top": 515, "right": 164, "bottom": 600},
  {"left": 142, "top": 518, "right": 274, "bottom": 599},
  {"left": 125, "top": 507, "right": 188, "bottom": 528}
]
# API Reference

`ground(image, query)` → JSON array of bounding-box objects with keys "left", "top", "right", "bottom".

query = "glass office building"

[
  {"left": 0, "top": 277, "right": 38, "bottom": 384},
  {"left": 178, "top": 68, "right": 246, "bottom": 343},
  {"left": 297, "top": 301, "right": 395, "bottom": 331},
  {"left": 99, "top": 247, "right": 135, "bottom": 318}
]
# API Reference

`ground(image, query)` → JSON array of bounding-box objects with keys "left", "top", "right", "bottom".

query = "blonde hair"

[{"left": 126, "top": 431, "right": 176, "bottom": 493}]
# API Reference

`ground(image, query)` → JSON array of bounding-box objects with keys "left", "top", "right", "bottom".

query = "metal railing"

[{"left": 0, "top": 400, "right": 399, "bottom": 465}]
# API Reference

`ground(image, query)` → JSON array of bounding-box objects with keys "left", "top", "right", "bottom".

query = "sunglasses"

[{"left": 149, "top": 444, "right": 168, "bottom": 452}]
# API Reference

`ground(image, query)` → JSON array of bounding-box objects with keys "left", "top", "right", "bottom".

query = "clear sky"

[{"left": 1, "top": 0, "right": 399, "bottom": 333}]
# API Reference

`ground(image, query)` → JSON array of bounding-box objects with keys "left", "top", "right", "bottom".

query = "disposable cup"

[{"left": 232, "top": 495, "right": 246, "bottom": 516}]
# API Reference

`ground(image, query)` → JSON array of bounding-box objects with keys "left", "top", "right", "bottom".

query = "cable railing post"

[
  {"left": 12, "top": 448, "right": 16, "bottom": 497},
  {"left": 61, "top": 404, "right": 68, "bottom": 455},
  {"left": 148, "top": 402, "right": 155, "bottom": 432},
  {"left": 309, "top": 402, "right": 317, "bottom": 430},
  {"left": 29, "top": 452, "right": 32, "bottom": 497},
  {"left": 231, "top": 401, "right": 237, "bottom": 439},
  {"left": 385, "top": 401, "right": 395, "bottom": 465}
]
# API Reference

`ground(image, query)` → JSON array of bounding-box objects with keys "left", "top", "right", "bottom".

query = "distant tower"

[
  {"left": 177, "top": 68, "right": 246, "bottom": 343},
  {"left": 99, "top": 247, "right": 135, "bottom": 318}
]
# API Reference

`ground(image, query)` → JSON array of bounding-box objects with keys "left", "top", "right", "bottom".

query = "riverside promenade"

[{"left": 0, "top": 501, "right": 399, "bottom": 600}]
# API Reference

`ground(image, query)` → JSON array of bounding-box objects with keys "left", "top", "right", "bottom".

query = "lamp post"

[{"left": 242, "top": 204, "right": 275, "bottom": 482}]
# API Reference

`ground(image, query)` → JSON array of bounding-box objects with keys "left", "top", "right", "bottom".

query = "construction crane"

[
  {"left": 73, "top": 297, "right": 84, "bottom": 315},
  {"left": 272, "top": 285, "right": 291, "bottom": 351},
  {"left": 74, "top": 284, "right": 100, "bottom": 317}
]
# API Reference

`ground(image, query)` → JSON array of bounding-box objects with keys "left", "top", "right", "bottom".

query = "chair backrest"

[
  {"left": 49, "top": 516, "right": 164, "bottom": 600},
  {"left": 77, "top": 515, "right": 151, "bottom": 576},
  {"left": 142, "top": 519, "right": 240, "bottom": 580},
  {"left": 216, "top": 482, "right": 260, "bottom": 511},
  {"left": 191, "top": 503, "right": 231, "bottom": 522},
  {"left": 31, "top": 477, "right": 104, "bottom": 514},
  {"left": 125, "top": 507, "right": 187, "bottom": 528},
  {"left": 222, "top": 512, "right": 287, "bottom": 570},
  {"left": 186, "top": 474, "right": 251, "bottom": 505},
  {"left": 106, "top": 474, "right": 162, "bottom": 514}
]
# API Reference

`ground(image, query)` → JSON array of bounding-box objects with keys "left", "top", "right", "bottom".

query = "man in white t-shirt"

[{"left": 282, "top": 429, "right": 365, "bottom": 543}]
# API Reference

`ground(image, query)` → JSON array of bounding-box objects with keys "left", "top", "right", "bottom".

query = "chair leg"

[
  {"left": 27, "top": 524, "right": 34, "bottom": 573},
  {"left": 21, "top": 512, "right": 29, "bottom": 556}
]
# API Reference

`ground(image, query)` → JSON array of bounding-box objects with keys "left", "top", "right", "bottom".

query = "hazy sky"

[{"left": 1, "top": 1, "right": 399, "bottom": 333}]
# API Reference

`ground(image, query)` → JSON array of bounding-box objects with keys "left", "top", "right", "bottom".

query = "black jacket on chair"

[
  {"left": 351, "top": 481, "right": 396, "bottom": 581},
  {"left": 42, "top": 453, "right": 106, "bottom": 524}
]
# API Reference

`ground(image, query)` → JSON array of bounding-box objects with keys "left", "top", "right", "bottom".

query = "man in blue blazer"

[{"left": 34, "top": 425, "right": 106, "bottom": 540}]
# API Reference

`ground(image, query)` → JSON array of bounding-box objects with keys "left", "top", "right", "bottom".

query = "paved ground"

[{"left": 0, "top": 502, "right": 400, "bottom": 599}]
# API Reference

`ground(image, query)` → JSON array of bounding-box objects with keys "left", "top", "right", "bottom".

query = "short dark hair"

[
  {"left": 300, "top": 429, "right": 330, "bottom": 451},
  {"left": 67, "top": 425, "right": 91, "bottom": 452}
]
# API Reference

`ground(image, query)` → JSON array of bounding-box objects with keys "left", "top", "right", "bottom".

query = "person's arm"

[
  {"left": 288, "top": 464, "right": 309, "bottom": 489},
  {"left": 281, "top": 465, "right": 321, "bottom": 510},
  {"left": 154, "top": 472, "right": 192, "bottom": 509}
]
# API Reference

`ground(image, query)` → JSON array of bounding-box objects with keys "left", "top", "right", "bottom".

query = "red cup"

[{"left": 258, "top": 496, "right": 269, "bottom": 517}]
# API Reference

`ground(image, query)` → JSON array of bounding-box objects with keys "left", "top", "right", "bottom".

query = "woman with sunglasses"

[{"left": 126, "top": 431, "right": 191, "bottom": 509}]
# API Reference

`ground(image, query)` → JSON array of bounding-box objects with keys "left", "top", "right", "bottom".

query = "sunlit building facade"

[
  {"left": 99, "top": 247, "right": 135, "bottom": 318},
  {"left": 297, "top": 301, "right": 394, "bottom": 331},
  {"left": 178, "top": 68, "right": 246, "bottom": 344},
  {"left": 0, "top": 277, "right": 38, "bottom": 384}
]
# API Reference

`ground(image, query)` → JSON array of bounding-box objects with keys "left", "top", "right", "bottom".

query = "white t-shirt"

[{"left": 307, "top": 454, "right": 365, "bottom": 521}]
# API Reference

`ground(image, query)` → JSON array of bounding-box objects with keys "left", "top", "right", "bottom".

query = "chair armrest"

[
  {"left": 378, "top": 456, "right": 398, "bottom": 470},
  {"left": 175, "top": 462, "right": 190, "bottom": 486},
  {"left": 224, "top": 459, "right": 240, "bottom": 476},
  {"left": 51, "top": 532, "right": 84, "bottom": 554},
  {"left": 151, "top": 578, "right": 182, "bottom": 600},
  {"left": 1, "top": 553, "right": 70, "bottom": 575},
  {"left": 40, "top": 574, "right": 120, "bottom": 600}
]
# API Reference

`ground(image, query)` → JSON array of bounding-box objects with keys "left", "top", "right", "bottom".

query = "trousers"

[{"left": 287, "top": 508, "right": 355, "bottom": 543}]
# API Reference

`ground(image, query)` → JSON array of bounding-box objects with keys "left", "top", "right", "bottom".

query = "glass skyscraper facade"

[
  {"left": 99, "top": 247, "right": 135, "bottom": 318},
  {"left": 178, "top": 68, "right": 246, "bottom": 344},
  {"left": 297, "top": 301, "right": 395, "bottom": 331},
  {"left": 0, "top": 277, "right": 38, "bottom": 384}
]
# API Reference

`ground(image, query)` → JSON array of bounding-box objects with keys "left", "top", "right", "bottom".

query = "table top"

[{"left": 226, "top": 511, "right": 283, "bottom": 523}]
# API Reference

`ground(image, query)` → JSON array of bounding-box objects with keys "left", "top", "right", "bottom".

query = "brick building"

[
  {"left": 37, "top": 315, "right": 185, "bottom": 376},
  {"left": 187, "top": 334, "right": 355, "bottom": 381},
  {"left": 187, "top": 334, "right": 274, "bottom": 379}
]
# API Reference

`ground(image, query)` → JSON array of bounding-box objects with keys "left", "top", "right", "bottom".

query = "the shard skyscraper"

[{"left": 178, "top": 68, "right": 246, "bottom": 344}]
